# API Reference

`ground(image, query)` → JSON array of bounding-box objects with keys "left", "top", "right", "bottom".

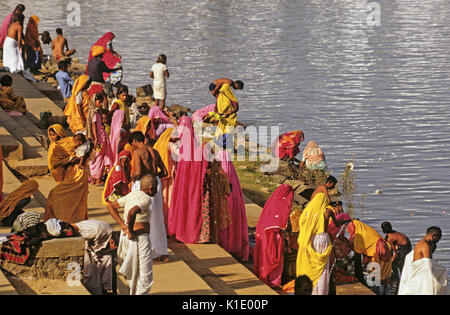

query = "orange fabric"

[
  {"left": 0, "top": 140, "right": 3, "bottom": 202},
  {"left": 0, "top": 180, "right": 39, "bottom": 222},
  {"left": 64, "top": 75, "right": 90, "bottom": 134},
  {"left": 47, "top": 124, "right": 77, "bottom": 183},
  {"left": 24, "top": 15, "right": 41, "bottom": 51}
]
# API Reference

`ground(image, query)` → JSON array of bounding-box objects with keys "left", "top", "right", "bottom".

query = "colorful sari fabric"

[
  {"left": 254, "top": 184, "right": 294, "bottom": 288},
  {"left": 168, "top": 117, "right": 208, "bottom": 243},
  {"left": 0, "top": 180, "right": 38, "bottom": 224},
  {"left": 0, "top": 140, "right": 3, "bottom": 202},
  {"left": 47, "top": 124, "right": 77, "bottom": 184},
  {"left": 347, "top": 220, "right": 392, "bottom": 282},
  {"left": 302, "top": 141, "right": 327, "bottom": 171},
  {"left": 87, "top": 32, "right": 122, "bottom": 82},
  {"left": 192, "top": 104, "right": 216, "bottom": 123},
  {"left": 89, "top": 111, "right": 114, "bottom": 179},
  {"left": 102, "top": 150, "right": 131, "bottom": 204},
  {"left": 148, "top": 106, "right": 172, "bottom": 125},
  {"left": 272, "top": 130, "right": 304, "bottom": 159},
  {"left": 208, "top": 84, "right": 238, "bottom": 134},
  {"left": 111, "top": 99, "right": 130, "bottom": 127},
  {"left": 64, "top": 75, "right": 90, "bottom": 134},
  {"left": 23, "top": 15, "right": 43, "bottom": 72},
  {"left": 216, "top": 149, "right": 250, "bottom": 261},
  {"left": 0, "top": 11, "right": 13, "bottom": 49},
  {"left": 296, "top": 193, "right": 332, "bottom": 293},
  {"left": 153, "top": 128, "right": 176, "bottom": 229},
  {"left": 109, "top": 110, "right": 124, "bottom": 165}
]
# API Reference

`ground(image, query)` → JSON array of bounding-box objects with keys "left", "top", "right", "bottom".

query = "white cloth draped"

[
  {"left": 311, "top": 232, "right": 331, "bottom": 295},
  {"left": 398, "top": 251, "right": 448, "bottom": 295},
  {"left": 3, "top": 36, "right": 24, "bottom": 73}
]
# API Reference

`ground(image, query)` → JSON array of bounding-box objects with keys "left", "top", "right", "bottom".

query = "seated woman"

[
  {"left": 300, "top": 140, "right": 328, "bottom": 171},
  {"left": 0, "top": 74, "right": 26, "bottom": 114}
]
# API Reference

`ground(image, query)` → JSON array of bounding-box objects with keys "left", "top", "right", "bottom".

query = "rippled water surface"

[{"left": 2, "top": 0, "right": 450, "bottom": 274}]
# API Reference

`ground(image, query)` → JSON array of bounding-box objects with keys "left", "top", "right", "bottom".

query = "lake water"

[{"left": 2, "top": 0, "right": 450, "bottom": 276}]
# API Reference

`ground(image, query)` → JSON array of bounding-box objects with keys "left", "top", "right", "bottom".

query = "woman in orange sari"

[
  {"left": 47, "top": 124, "right": 77, "bottom": 184},
  {"left": 64, "top": 75, "right": 91, "bottom": 134}
]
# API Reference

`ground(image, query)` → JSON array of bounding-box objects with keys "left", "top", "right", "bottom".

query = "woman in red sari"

[
  {"left": 87, "top": 32, "right": 122, "bottom": 85},
  {"left": 272, "top": 130, "right": 304, "bottom": 161},
  {"left": 253, "top": 184, "right": 294, "bottom": 288}
]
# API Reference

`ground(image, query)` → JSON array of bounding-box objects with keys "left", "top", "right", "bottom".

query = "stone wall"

[{"left": 0, "top": 237, "right": 85, "bottom": 281}]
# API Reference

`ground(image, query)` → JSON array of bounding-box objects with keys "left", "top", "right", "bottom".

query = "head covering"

[
  {"left": 64, "top": 75, "right": 90, "bottom": 134},
  {"left": 24, "top": 15, "right": 41, "bottom": 48},
  {"left": 253, "top": 184, "right": 294, "bottom": 287},
  {"left": 192, "top": 104, "right": 216, "bottom": 123},
  {"left": 44, "top": 218, "right": 62, "bottom": 237},
  {"left": 0, "top": 11, "right": 14, "bottom": 49},
  {"left": 0, "top": 180, "right": 39, "bottom": 223},
  {"left": 87, "top": 32, "right": 122, "bottom": 81},
  {"left": 102, "top": 150, "right": 132, "bottom": 204},
  {"left": 47, "top": 124, "right": 77, "bottom": 183},
  {"left": 216, "top": 149, "right": 250, "bottom": 261},
  {"left": 148, "top": 106, "right": 172, "bottom": 125},
  {"left": 302, "top": 141, "right": 324, "bottom": 164},
  {"left": 91, "top": 45, "right": 105, "bottom": 57}
]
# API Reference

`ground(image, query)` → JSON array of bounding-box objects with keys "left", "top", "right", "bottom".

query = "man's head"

[
  {"left": 157, "top": 54, "right": 167, "bottom": 64},
  {"left": 73, "top": 133, "right": 86, "bottom": 146},
  {"left": 56, "top": 28, "right": 63, "bottom": 36},
  {"left": 0, "top": 75, "right": 13, "bottom": 87},
  {"left": 138, "top": 102, "right": 150, "bottom": 116},
  {"left": 425, "top": 226, "right": 442, "bottom": 246},
  {"left": 140, "top": 174, "right": 158, "bottom": 197},
  {"left": 295, "top": 275, "right": 313, "bottom": 295},
  {"left": 11, "top": 13, "right": 24, "bottom": 25},
  {"left": 128, "top": 131, "right": 146, "bottom": 148},
  {"left": 325, "top": 175, "right": 337, "bottom": 189},
  {"left": 381, "top": 221, "right": 393, "bottom": 234},
  {"left": 58, "top": 60, "right": 68, "bottom": 71},
  {"left": 14, "top": 4, "right": 25, "bottom": 14},
  {"left": 233, "top": 80, "right": 244, "bottom": 90}
]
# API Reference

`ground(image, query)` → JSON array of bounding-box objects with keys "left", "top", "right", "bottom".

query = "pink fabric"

[
  {"left": 109, "top": 110, "right": 124, "bottom": 165},
  {"left": 216, "top": 150, "right": 250, "bottom": 261},
  {"left": 192, "top": 104, "right": 216, "bottom": 122},
  {"left": 253, "top": 184, "right": 294, "bottom": 288},
  {"left": 0, "top": 12, "right": 13, "bottom": 49},
  {"left": 328, "top": 213, "right": 352, "bottom": 241},
  {"left": 89, "top": 112, "right": 114, "bottom": 179},
  {"left": 167, "top": 117, "right": 208, "bottom": 243},
  {"left": 148, "top": 106, "right": 172, "bottom": 125},
  {"left": 86, "top": 32, "right": 122, "bottom": 81}
]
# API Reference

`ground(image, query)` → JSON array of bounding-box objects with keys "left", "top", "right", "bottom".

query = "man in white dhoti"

[
  {"left": 129, "top": 131, "right": 169, "bottom": 262},
  {"left": 3, "top": 13, "right": 24, "bottom": 73},
  {"left": 107, "top": 174, "right": 158, "bottom": 295},
  {"left": 398, "top": 226, "right": 448, "bottom": 295}
]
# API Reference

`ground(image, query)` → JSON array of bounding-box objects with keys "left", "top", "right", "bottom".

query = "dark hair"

[
  {"left": 116, "top": 84, "right": 129, "bottom": 97},
  {"left": 0, "top": 75, "right": 13, "bottom": 87},
  {"left": 295, "top": 275, "right": 313, "bottom": 295},
  {"left": 74, "top": 133, "right": 86, "bottom": 143},
  {"left": 128, "top": 131, "right": 145, "bottom": 144},
  {"left": 56, "top": 28, "right": 63, "bottom": 35},
  {"left": 157, "top": 54, "right": 167, "bottom": 64},
  {"left": 138, "top": 102, "right": 149, "bottom": 108},
  {"left": 14, "top": 4, "right": 25, "bottom": 14},
  {"left": 41, "top": 31, "right": 52, "bottom": 45},
  {"left": 325, "top": 175, "right": 337, "bottom": 185},
  {"left": 234, "top": 80, "right": 244, "bottom": 89},
  {"left": 381, "top": 221, "right": 393, "bottom": 234},
  {"left": 58, "top": 61, "right": 68, "bottom": 71},
  {"left": 426, "top": 226, "right": 442, "bottom": 237},
  {"left": 11, "top": 13, "right": 24, "bottom": 25},
  {"left": 330, "top": 200, "right": 342, "bottom": 207},
  {"left": 95, "top": 92, "right": 107, "bottom": 102}
]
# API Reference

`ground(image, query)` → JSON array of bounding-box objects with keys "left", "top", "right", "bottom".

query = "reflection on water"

[{"left": 2, "top": 0, "right": 450, "bottom": 273}]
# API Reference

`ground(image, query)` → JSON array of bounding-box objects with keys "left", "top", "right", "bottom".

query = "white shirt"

[
  {"left": 151, "top": 63, "right": 168, "bottom": 88},
  {"left": 118, "top": 190, "right": 152, "bottom": 224}
]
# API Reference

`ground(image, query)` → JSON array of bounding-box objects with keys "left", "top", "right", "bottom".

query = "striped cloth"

[{"left": 11, "top": 211, "right": 41, "bottom": 233}]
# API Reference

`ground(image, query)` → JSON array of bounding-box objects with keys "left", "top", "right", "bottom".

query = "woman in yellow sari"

[
  {"left": 296, "top": 193, "right": 333, "bottom": 295},
  {"left": 47, "top": 124, "right": 77, "bottom": 183},
  {"left": 64, "top": 75, "right": 91, "bottom": 134}
]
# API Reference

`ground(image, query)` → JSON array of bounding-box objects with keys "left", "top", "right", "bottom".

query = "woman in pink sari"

[
  {"left": 109, "top": 109, "right": 125, "bottom": 165},
  {"left": 192, "top": 104, "right": 216, "bottom": 123},
  {"left": 148, "top": 106, "right": 177, "bottom": 141},
  {"left": 253, "top": 184, "right": 294, "bottom": 288},
  {"left": 168, "top": 116, "right": 208, "bottom": 243},
  {"left": 216, "top": 149, "right": 250, "bottom": 262},
  {"left": 88, "top": 92, "right": 114, "bottom": 185}
]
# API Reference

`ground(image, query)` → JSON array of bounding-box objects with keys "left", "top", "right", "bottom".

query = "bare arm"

[
  {"left": 126, "top": 206, "right": 141, "bottom": 239},
  {"left": 149, "top": 71, "right": 154, "bottom": 79},
  {"left": 106, "top": 201, "right": 128, "bottom": 234},
  {"left": 132, "top": 150, "right": 142, "bottom": 181},
  {"left": 211, "top": 78, "right": 233, "bottom": 96},
  {"left": 164, "top": 69, "right": 169, "bottom": 79},
  {"left": 155, "top": 150, "right": 168, "bottom": 178}
]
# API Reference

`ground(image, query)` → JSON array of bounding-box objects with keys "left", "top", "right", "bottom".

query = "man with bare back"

[
  {"left": 3, "top": 13, "right": 24, "bottom": 73},
  {"left": 310, "top": 175, "right": 337, "bottom": 205},
  {"left": 128, "top": 131, "right": 169, "bottom": 262},
  {"left": 51, "top": 28, "right": 76, "bottom": 61}
]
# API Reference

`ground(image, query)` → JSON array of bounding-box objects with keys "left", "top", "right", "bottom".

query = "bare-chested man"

[
  {"left": 51, "top": 28, "right": 76, "bottom": 61},
  {"left": 4, "top": 13, "right": 24, "bottom": 73},
  {"left": 413, "top": 226, "right": 441, "bottom": 262},
  {"left": 381, "top": 221, "right": 412, "bottom": 294},
  {"left": 310, "top": 175, "right": 337, "bottom": 205},
  {"left": 128, "top": 131, "right": 169, "bottom": 262}
]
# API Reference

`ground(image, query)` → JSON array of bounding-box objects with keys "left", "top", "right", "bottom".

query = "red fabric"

[
  {"left": 0, "top": 12, "right": 13, "bottom": 49},
  {"left": 376, "top": 238, "right": 392, "bottom": 262},
  {"left": 217, "top": 150, "right": 250, "bottom": 262},
  {"left": 86, "top": 32, "right": 121, "bottom": 81},
  {"left": 103, "top": 150, "right": 131, "bottom": 201},
  {"left": 272, "top": 130, "right": 304, "bottom": 159},
  {"left": 253, "top": 184, "right": 294, "bottom": 288},
  {"left": 328, "top": 213, "right": 352, "bottom": 241},
  {"left": 167, "top": 117, "right": 208, "bottom": 243},
  {"left": 0, "top": 234, "right": 31, "bottom": 264},
  {"left": 88, "top": 83, "right": 104, "bottom": 98}
]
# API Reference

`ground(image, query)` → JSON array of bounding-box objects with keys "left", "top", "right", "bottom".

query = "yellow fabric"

[
  {"left": 296, "top": 193, "right": 332, "bottom": 288},
  {"left": 112, "top": 99, "right": 130, "bottom": 126},
  {"left": 0, "top": 180, "right": 39, "bottom": 221},
  {"left": 64, "top": 75, "right": 90, "bottom": 134},
  {"left": 47, "top": 124, "right": 77, "bottom": 184},
  {"left": 134, "top": 115, "right": 150, "bottom": 134},
  {"left": 209, "top": 83, "right": 238, "bottom": 134},
  {"left": 289, "top": 209, "right": 302, "bottom": 233},
  {"left": 91, "top": 45, "right": 105, "bottom": 57},
  {"left": 153, "top": 128, "right": 174, "bottom": 178},
  {"left": 45, "top": 164, "right": 89, "bottom": 223}
]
